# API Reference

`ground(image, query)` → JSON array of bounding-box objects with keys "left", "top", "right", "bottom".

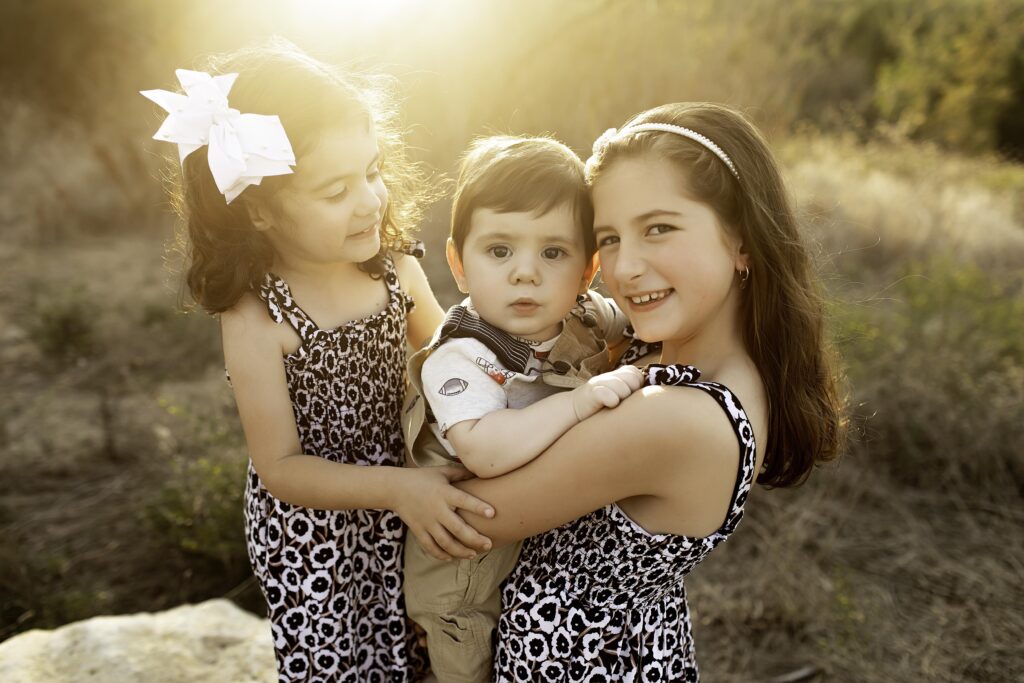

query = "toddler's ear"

[
  {"left": 579, "top": 253, "right": 600, "bottom": 294},
  {"left": 445, "top": 239, "right": 469, "bottom": 294}
]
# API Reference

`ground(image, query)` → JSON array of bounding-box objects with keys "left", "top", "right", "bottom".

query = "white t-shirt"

[{"left": 420, "top": 333, "right": 562, "bottom": 459}]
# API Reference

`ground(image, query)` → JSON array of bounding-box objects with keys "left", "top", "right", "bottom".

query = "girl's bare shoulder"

[
  {"left": 220, "top": 291, "right": 284, "bottom": 355},
  {"left": 617, "top": 385, "right": 744, "bottom": 476}
]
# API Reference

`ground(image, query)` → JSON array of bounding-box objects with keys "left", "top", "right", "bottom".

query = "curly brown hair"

[
  {"left": 587, "top": 102, "right": 847, "bottom": 487},
  {"left": 161, "top": 38, "right": 436, "bottom": 314}
]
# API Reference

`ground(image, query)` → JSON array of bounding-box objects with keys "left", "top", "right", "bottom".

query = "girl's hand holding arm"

[
  {"left": 222, "top": 295, "right": 494, "bottom": 561},
  {"left": 389, "top": 465, "right": 495, "bottom": 561}
]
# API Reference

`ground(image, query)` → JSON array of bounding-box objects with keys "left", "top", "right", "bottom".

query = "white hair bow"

[{"left": 141, "top": 69, "right": 296, "bottom": 203}]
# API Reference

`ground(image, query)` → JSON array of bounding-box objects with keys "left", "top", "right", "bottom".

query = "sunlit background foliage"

[{"left": 1, "top": 2, "right": 1021, "bottom": 681}]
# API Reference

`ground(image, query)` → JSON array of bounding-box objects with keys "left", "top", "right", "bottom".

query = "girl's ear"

[
  {"left": 245, "top": 198, "right": 275, "bottom": 233},
  {"left": 734, "top": 242, "right": 751, "bottom": 275},
  {"left": 446, "top": 238, "right": 469, "bottom": 294},
  {"left": 579, "top": 253, "right": 599, "bottom": 295}
]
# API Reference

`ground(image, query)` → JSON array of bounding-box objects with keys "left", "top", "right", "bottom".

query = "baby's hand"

[
  {"left": 571, "top": 365, "right": 644, "bottom": 421},
  {"left": 393, "top": 466, "right": 494, "bottom": 561}
]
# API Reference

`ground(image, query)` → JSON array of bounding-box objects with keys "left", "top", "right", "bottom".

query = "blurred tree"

[
  {"left": 744, "top": 0, "right": 1024, "bottom": 155},
  {"left": 0, "top": 0, "right": 176, "bottom": 125},
  {"left": 873, "top": 0, "right": 1024, "bottom": 153}
]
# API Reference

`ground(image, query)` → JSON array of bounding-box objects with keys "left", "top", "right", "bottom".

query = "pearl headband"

[{"left": 586, "top": 122, "right": 740, "bottom": 181}]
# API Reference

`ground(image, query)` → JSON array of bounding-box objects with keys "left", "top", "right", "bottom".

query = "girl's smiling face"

[
  {"left": 253, "top": 123, "right": 387, "bottom": 269},
  {"left": 592, "top": 154, "right": 747, "bottom": 350}
]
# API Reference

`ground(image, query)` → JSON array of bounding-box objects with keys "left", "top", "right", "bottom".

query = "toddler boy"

[{"left": 402, "top": 135, "right": 640, "bottom": 682}]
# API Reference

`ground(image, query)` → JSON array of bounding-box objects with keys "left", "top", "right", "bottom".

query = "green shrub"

[
  {"left": 27, "top": 285, "right": 99, "bottom": 361},
  {"left": 142, "top": 385, "right": 249, "bottom": 575},
  {"left": 872, "top": 0, "right": 1024, "bottom": 153},
  {"left": 144, "top": 454, "right": 248, "bottom": 573},
  {"left": 834, "top": 256, "right": 1024, "bottom": 495}
]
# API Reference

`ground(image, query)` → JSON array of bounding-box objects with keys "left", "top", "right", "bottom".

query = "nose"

[
  {"left": 509, "top": 253, "right": 541, "bottom": 285},
  {"left": 609, "top": 239, "right": 645, "bottom": 286},
  {"left": 354, "top": 178, "right": 384, "bottom": 217}
]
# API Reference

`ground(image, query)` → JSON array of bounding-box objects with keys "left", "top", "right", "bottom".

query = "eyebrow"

[
  {"left": 594, "top": 208, "right": 683, "bottom": 232},
  {"left": 474, "top": 231, "right": 579, "bottom": 246},
  {"left": 310, "top": 154, "right": 380, "bottom": 194}
]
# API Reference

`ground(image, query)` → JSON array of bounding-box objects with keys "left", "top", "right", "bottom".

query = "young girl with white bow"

[{"left": 142, "top": 42, "right": 495, "bottom": 682}]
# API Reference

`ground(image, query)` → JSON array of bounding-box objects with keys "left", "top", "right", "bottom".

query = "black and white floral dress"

[
  {"left": 243, "top": 256, "right": 428, "bottom": 682},
  {"left": 494, "top": 364, "right": 757, "bottom": 682}
]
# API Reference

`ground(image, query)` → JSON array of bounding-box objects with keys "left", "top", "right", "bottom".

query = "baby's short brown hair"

[{"left": 450, "top": 136, "right": 594, "bottom": 256}]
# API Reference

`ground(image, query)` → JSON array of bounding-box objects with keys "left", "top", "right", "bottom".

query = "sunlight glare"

[{"left": 285, "top": 0, "right": 414, "bottom": 29}]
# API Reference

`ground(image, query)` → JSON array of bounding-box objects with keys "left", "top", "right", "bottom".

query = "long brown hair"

[
  {"left": 587, "top": 102, "right": 846, "bottom": 487},
  {"left": 164, "top": 38, "right": 434, "bottom": 314}
]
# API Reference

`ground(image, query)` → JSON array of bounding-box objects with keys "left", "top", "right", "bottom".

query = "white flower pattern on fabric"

[
  {"left": 244, "top": 255, "right": 427, "bottom": 682},
  {"left": 494, "top": 363, "right": 757, "bottom": 683}
]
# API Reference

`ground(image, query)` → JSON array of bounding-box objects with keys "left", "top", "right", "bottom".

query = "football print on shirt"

[{"left": 439, "top": 377, "right": 469, "bottom": 396}]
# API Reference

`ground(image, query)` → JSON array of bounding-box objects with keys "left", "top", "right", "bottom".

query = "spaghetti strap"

[
  {"left": 494, "top": 362, "right": 758, "bottom": 682},
  {"left": 642, "top": 363, "right": 758, "bottom": 534},
  {"left": 258, "top": 273, "right": 320, "bottom": 347},
  {"left": 384, "top": 246, "right": 420, "bottom": 315}
]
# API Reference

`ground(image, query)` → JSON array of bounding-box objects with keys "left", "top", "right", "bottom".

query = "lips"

[
  {"left": 623, "top": 288, "right": 674, "bottom": 311},
  {"left": 626, "top": 288, "right": 673, "bottom": 305},
  {"left": 348, "top": 222, "right": 379, "bottom": 239},
  {"left": 509, "top": 298, "right": 540, "bottom": 314}
]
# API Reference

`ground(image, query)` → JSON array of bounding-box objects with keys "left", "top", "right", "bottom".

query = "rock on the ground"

[{"left": 0, "top": 599, "right": 276, "bottom": 683}]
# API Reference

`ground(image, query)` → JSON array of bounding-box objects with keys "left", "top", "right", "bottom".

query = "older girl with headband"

[
  {"left": 142, "top": 43, "right": 496, "bottom": 681},
  {"left": 455, "top": 102, "right": 845, "bottom": 681}
]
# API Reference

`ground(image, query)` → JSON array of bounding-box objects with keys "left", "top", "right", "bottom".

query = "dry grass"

[
  {"left": 780, "top": 133, "right": 1024, "bottom": 280},
  {"left": 0, "top": 237, "right": 262, "bottom": 639},
  {"left": 690, "top": 464, "right": 1024, "bottom": 682}
]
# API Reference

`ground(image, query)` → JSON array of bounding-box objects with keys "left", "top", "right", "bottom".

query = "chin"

[
  {"left": 347, "top": 237, "right": 382, "bottom": 263},
  {"left": 629, "top": 321, "right": 669, "bottom": 344}
]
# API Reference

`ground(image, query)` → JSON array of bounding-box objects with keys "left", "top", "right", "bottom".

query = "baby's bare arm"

[{"left": 448, "top": 366, "right": 643, "bottom": 478}]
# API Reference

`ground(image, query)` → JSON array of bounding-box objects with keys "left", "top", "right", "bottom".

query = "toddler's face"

[
  {"left": 449, "top": 204, "right": 592, "bottom": 342},
  {"left": 259, "top": 123, "right": 387, "bottom": 268}
]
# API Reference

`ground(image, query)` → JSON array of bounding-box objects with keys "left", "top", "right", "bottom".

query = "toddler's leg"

[{"left": 404, "top": 537, "right": 521, "bottom": 683}]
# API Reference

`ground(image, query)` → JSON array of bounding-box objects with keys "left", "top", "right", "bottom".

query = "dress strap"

[
  {"left": 642, "top": 363, "right": 758, "bottom": 535},
  {"left": 389, "top": 237, "right": 426, "bottom": 259},
  {"left": 617, "top": 326, "right": 663, "bottom": 367},
  {"left": 258, "top": 273, "right": 320, "bottom": 346},
  {"left": 383, "top": 245, "right": 422, "bottom": 314}
]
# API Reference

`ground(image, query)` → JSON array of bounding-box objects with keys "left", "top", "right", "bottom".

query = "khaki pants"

[{"left": 404, "top": 536, "right": 522, "bottom": 683}]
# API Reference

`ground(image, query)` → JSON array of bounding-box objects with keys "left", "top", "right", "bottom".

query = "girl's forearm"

[{"left": 260, "top": 455, "right": 405, "bottom": 510}]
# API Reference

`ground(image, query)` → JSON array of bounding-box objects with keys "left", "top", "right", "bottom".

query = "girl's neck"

[
  {"left": 658, "top": 300, "right": 747, "bottom": 380},
  {"left": 272, "top": 254, "right": 366, "bottom": 288}
]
